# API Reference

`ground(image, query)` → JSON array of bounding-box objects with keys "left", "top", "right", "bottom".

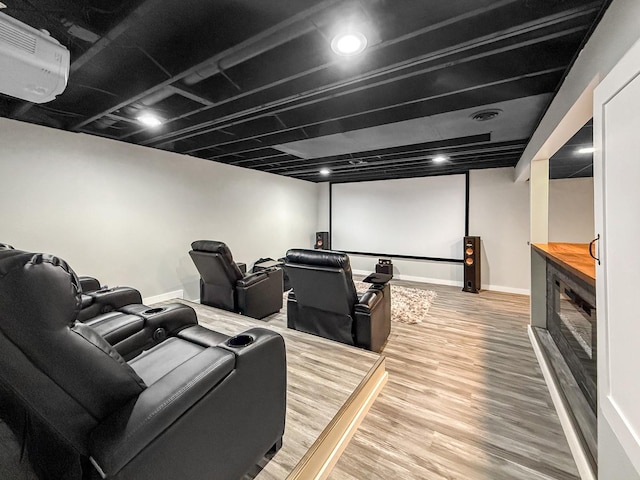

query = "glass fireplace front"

[{"left": 549, "top": 276, "right": 597, "bottom": 413}]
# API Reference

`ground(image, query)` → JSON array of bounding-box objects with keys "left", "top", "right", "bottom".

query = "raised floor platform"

[{"left": 166, "top": 300, "right": 387, "bottom": 480}]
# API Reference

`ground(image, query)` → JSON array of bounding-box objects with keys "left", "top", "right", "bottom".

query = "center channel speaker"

[
  {"left": 314, "top": 231, "right": 329, "bottom": 250},
  {"left": 463, "top": 236, "right": 481, "bottom": 293}
]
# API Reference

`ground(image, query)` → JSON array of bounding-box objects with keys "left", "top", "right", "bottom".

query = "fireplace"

[
  {"left": 549, "top": 277, "right": 597, "bottom": 412},
  {"left": 532, "top": 244, "right": 598, "bottom": 471},
  {"left": 542, "top": 260, "right": 598, "bottom": 470}
]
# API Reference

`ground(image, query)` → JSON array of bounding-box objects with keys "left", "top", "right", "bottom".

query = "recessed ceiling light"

[
  {"left": 136, "top": 112, "right": 162, "bottom": 127},
  {"left": 576, "top": 146, "right": 595, "bottom": 154},
  {"left": 331, "top": 32, "right": 367, "bottom": 56},
  {"left": 432, "top": 155, "right": 448, "bottom": 163},
  {"left": 319, "top": 168, "right": 331, "bottom": 176}
]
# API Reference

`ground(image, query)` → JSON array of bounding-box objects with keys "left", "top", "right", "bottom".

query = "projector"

[{"left": 0, "top": 12, "right": 70, "bottom": 103}]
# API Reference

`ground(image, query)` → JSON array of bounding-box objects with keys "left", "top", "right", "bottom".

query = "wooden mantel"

[{"left": 532, "top": 242, "right": 596, "bottom": 288}]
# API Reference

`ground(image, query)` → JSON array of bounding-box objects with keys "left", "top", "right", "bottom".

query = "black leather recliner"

[
  {"left": 76, "top": 275, "right": 143, "bottom": 322},
  {"left": 189, "top": 240, "right": 283, "bottom": 319},
  {"left": 0, "top": 248, "right": 287, "bottom": 480},
  {"left": 1, "top": 242, "right": 144, "bottom": 323},
  {"left": 0, "top": 243, "right": 196, "bottom": 360},
  {"left": 284, "top": 249, "right": 391, "bottom": 352}
]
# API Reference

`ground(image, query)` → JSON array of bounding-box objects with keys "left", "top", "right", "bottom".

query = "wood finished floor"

[
  {"left": 328, "top": 279, "right": 579, "bottom": 480},
  {"left": 160, "top": 299, "right": 380, "bottom": 480},
  {"left": 183, "top": 279, "right": 580, "bottom": 479}
]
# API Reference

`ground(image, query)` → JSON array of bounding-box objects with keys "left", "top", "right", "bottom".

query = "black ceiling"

[
  {"left": 549, "top": 119, "right": 593, "bottom": 179},
  {"left": 1, "top": 0, "right": 609, "bottom": 183}
]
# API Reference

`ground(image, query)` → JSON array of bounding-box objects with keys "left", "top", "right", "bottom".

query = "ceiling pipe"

[
  {"left": 94, "top": 117, "right": 118, "bottom": 129},
  {"left": 139, "top": 87, "right": 175, "bottom": 106},
  {"left": 182, "top": 19, "right": 317, "bottom": 86},
  {"left": 136, "top": 17, "right": 314, "bottom": 109},
  {"left": 72, "top": 0, "right": 347, "bottom": 131},
  {"left": 182, "top": 0, "right": 368, "bottom": 86}
]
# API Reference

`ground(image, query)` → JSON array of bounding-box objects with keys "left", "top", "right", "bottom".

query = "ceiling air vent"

[{"left": 471, "top": 109, "right": 502, "bottom": 122}]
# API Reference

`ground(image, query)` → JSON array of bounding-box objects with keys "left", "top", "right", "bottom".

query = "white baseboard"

[
  {"left": 484, "top": 284, "right": 530, "bottom": 296},
  {"left": 143, "top": 289, "right": 184, "bottom": 305},
  {"left": 352, "top": 269, "right": 462, "bottom": 287},
  {"left": 353, "top": 269, "right": 530, "bottom": 295},
  {"left": 528, "top": 326, "right": 595, "bottom": 480},
  {"left": 395, "top": 273, "right": 463, "bottom": 287}
]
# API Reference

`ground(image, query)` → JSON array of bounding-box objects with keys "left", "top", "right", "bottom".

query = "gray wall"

[
  {"left": 468, "top": 168, "right": 530, "bottom": 293},
  {"left": 0, "top": 118, "right": 320, "bottom": 301},
  {"left": 549, "top": 177, "right": 595, "bottom": 243},
  {"left": 319, "top": 167, "right": 533, "bottom": 293},
  {"left": 321, "top": 169, "right": 594, "bottom": 294},
  {"left": 0, "top": 118, "right": 596, "bottom": 299}
]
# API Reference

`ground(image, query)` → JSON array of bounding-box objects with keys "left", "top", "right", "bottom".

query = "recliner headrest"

[
  {"left": 191, "top": 240, "right": 232, "bottom": 256},
  {"left": 190, "top": 240, "right": 243, "bottom": 281},
  {"left": 0, "top": 249, "right": 82, "bottom": 327},
  {"left": 285, "top": 249, "right": 352, "bottom": 271}
]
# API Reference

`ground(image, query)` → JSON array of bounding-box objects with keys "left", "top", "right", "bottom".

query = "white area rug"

[{"left": 354, "top": 281, "right": 437, "bottom": 325}]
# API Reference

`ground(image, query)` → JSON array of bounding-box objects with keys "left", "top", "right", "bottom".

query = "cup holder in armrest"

[
  {"left": 143, "top": 307, "right": 164, "bottom": 315},
  {"left": 226, "top": 334, "right": 254, "bottom": 348}
]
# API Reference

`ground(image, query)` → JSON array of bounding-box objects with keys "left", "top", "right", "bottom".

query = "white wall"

[
  {"left": 339, "top": 167, "right": 530, "bottom": 294},
  {"left": 324, "top": 172, "right": 592, "bottom": 294},
  {"left": 317, "top": 182, "right": 330, "bottom": 232},
  {"left": 549, "top": 177, "right": 595, "bottom": 243},
  {"left": 469, "top": 168, "right": 530, "bottom": 293},
  {"left": 0, "top": 118, "right": 319, "bottom": 302}
]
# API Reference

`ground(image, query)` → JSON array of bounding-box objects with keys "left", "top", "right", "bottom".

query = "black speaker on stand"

[
  {"left": 462, "top": 236, "right": 481, "bottom": 293},
  {"left": 376, "top": 259, "right": 393, "bottom": 276},
  {"left": 314, "top": 231, "right": 329, "bottom": 250}
]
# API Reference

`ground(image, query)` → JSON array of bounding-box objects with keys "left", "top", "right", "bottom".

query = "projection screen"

[{"left": 330, "top": 174, "right": 467, "bottom": 261}]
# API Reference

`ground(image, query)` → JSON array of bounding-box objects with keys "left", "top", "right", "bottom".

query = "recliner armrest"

[
  {"left": 354, "top": 284, "right": 391, "bottom": 352},
  {"left": 89, "top": 346, "right": 236, "bottom": 476},
  {"left": 236, "top": 269, "right": 283, "bottom": 319},
  {"left": 79, "top": 275, "right": 101, "bottom": 293},
  {"left": 77, "top": 286, "right": 144, "bottom": 323},
  {"left": 237, "top": 270, "right": 268, "bottom": 287},
  {"left": 90, "top": 287, "right": 143, "bottom": 308},
  {"left": 355, "top": 288, "right": 383, "bottom": 312}
]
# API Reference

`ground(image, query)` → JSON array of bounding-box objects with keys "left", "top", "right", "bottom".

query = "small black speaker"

[
  {"left": 463, "top": 236, "right": 481, "bottom": 293},
  {"left": 314, "top": 231, "right": 329, "bottom": 250},
  {"left": 376, "top": 259, "right": 393, "bottom": 276}
]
